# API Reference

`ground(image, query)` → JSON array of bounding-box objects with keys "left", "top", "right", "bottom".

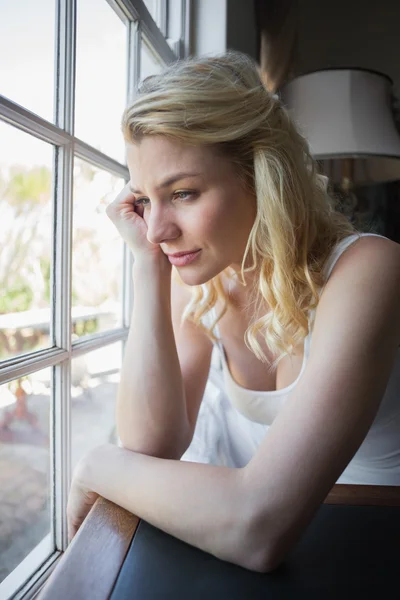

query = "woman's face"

[{"left": 126, "top": 136, "right": 257, "bottom": 285}]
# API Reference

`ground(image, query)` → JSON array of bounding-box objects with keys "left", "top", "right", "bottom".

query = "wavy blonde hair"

[{"left": 121, "top": 51, "right": 356, "bottom": 366}]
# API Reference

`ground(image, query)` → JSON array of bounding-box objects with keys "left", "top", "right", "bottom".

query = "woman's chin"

[{"left": 174, "top": 265, "right": 222, "bottom": 286}]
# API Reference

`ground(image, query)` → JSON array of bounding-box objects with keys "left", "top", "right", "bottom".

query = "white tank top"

[{"left": 201, "top": 233, "right": 400, "bottom": 484}]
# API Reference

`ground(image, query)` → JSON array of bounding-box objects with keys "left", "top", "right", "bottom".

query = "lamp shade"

[{"left": 281, "top": 69, "right": 400, "bottom": 185}]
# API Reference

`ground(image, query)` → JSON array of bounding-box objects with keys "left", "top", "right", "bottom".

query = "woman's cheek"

[
  {"left": 194, "top": 212, "right": 220, "bottom": 240},
  {"left": 198, "top": 200, "right": 228, "bottom": 233}
]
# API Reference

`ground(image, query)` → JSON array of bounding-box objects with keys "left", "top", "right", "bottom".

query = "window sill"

[
  {"left": 36, "top": 497, "right": 139, "bottom": 600},
  {"left": 34, "top": 484, "right": 400, "bottom": 599}
]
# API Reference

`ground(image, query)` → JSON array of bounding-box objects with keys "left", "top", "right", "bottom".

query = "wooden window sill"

[
  {"left": 36, "top": 484, "right": 400, "bottom": 599},
  {"left": 37, "top": 497, "right": 139, "bottom": 600}
]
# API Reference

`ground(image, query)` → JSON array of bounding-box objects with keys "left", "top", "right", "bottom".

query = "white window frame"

[{"left": 0, "top": 1, "right": 189, "bottom": 599}]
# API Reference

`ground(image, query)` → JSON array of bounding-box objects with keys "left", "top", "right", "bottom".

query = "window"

[
  {"left": 75, "top": 0, "right": 127, "bottom": 161},
  {"left": 0, "top": 1, "right": 187, "bottom": 598}
]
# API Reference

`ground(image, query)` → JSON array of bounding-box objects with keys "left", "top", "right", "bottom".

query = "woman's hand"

[
  {"left": 67, "top": 459, "right": 99, "bottom": 542},
  {"left": 106, "top": 182, "right": 164, "bottom": 261}
]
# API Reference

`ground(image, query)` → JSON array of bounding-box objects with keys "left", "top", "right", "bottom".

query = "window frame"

[{"left": 0, "top": 1, "right": 190, "bottom": 599}]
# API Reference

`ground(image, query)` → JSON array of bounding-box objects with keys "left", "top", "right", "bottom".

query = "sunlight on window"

[
  {"left": 0, "top": 121, "right": 54, "bottom": 362},
  {"left": 75, "top": 0, "right": 127, "bottom": 162},
  {"left": 0, "top": 368, "right": 51, "bottom": 584},
  {"left": 0, "top": 0, "right": 56, "bottom": 122},
  {"left": 72, "top": 157, "right": 124, "bottom": 339},
  {"left": 0, "top": 0, "right": 178, "bottom": 592},
  {"left": 167, "top": 0, "right": 183, "bottom": 40},
  {"left": 71, "top": 342, "right": 122, "bottom": 470}
]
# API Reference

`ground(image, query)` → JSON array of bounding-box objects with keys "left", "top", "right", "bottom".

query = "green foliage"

[
  {"left": 0, "top": 165, "right": 52, "bottom": 315},
  {"left": 0, "top": 277, "right": 34, "bottom": 314},
  {"left": 39, "top": 256, "right": 52, "bottom": 304},
  {"left": 5, "top": 165, "right": 51, "bottom": 211},
  {"left": 1, "top": 162, "right": 113, "bottom": 336},
  {"left": 74, "top": 318, "right": 98, "bottom": 337}
]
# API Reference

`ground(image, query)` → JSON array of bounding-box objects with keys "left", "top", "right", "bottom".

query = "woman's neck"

[{"left": 222, "top": 266, "right": 259, "bottom": 311}]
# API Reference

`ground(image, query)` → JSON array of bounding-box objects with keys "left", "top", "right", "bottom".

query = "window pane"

[
  {"left": 0, "top": 0, "right": 56, "bottom": 122},
  {"left": 167, "top": 0, "right": 183, "bottom": 41},
  {"left": 75, "top": 0, "right": 127, "bottom": 162},
  {"left": 143, "top": 0, "right": 158, "bottom": 22},
  {"left": 71, "top": 342, "right": 121, "bottom": 470},
  {"left": 0, "top": 121, "right": 54, "bottom": 362},
  {"left": 72, "top": 158, "right": 124, "bottom": 338},
  {"left": 141, "top": 38, "right": 164, "bottom": 81},
  {"left": 0, "top": 367, "right": 51, "bottom": 583}
]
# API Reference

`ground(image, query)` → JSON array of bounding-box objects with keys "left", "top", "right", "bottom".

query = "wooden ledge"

[
  {"left": 37, "top": 484, "right": 400, "bottom": 599},
  {"left": 324, "top": 483, "right": 400, "bottom": 506},
  {"left": 37, "top": 497, "right": 140, "bottom": 600}
]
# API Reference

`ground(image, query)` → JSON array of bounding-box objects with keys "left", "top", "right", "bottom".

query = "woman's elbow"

[
  {"left": 117, "top": 432, "right": 189, "bottom": 460},
  {"left": 236, "top": 542, "right": 284, "bottom": 574},
  {"left": 234, "top": 514, "right": 289, "bottom": 574}
]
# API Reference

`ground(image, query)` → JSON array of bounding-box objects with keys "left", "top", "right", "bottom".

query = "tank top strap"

[
  {"left": 307, "top": 232, "right": 387, "bottom": 340},
  {"left": 322, "top": 232, "right": 387, "bottom": 284},
  {"left": 201, "top": 232, "right": 387, "bottom": 354}
]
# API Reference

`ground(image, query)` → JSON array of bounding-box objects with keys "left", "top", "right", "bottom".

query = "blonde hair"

[{"left": 121, "top": 51, "right": 356, "bottom": 366}]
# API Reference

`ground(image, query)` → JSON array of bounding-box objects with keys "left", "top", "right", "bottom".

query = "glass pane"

[
  {"left": 0, "top": 121, "right": 54, "bottom": 362},
  {"left": 141, "top": 38, "right": 164, "bottom": 81},
  {"left": 0, "top": 367, "right": 51, "bottom": 583},
  {"left": 72, "top": 158, "right": 124, "bottom": 339},
  {"left": 75, "top": 0, "right": 127, "bottom": 162},
  {"left": 71, "top": 341, "right": 122, "bottom": 470},
  {"left": 167, "top": 0, "right": 182, "bottom": 40},
  {"left": 0, "top": 0, "right": 56, "bottom": 122},
  {"left": 143, "top": 0, "right": 158, "bottom": 22}
]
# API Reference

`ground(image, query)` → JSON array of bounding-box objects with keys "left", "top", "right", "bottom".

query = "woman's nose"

[{"left": 146, "top": 207, "right": 181, "bottom": 245}]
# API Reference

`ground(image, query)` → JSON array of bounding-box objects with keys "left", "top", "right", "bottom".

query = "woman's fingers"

[
  {"left": 106, "top": 183, "right": 136, "bottom": 220},
  {"left": 105, "top": 183, "right": 152, "bottom": 255}
]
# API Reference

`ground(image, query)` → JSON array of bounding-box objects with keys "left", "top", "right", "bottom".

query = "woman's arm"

[
  {"left": 108, "top": 183, "right": 212, "bottom": 460},
  {"left": 71, "top": 236, "right": 400, "bottom": 574},
  {"left": 71, "top": 445, "right": 254, "bottom": 569},
  {"left": 241, "top": 236, "right": 400, "bottom": 569},
  {"left": 117, "top": 257, "right": 212, "bottom": 459},
  {"left": 116, "top": 256, "right": 188, "bottom": 458}
]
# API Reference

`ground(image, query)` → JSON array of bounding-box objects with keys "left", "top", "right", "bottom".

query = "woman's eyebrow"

[{"left": 129, "top": 172, "right": 202, "bottom": 194}]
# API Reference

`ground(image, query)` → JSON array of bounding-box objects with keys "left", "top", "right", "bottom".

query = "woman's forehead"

[
  {"left": 126, "top": 136, "right": 216, "bottom": 161},
  {"left": 126, "top": 137, "right": 234, "bottom": 183}
]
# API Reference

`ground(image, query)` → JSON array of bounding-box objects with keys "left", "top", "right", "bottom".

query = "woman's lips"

[{"left": 167, "top": 250, "right": 201, "bottom": 266}]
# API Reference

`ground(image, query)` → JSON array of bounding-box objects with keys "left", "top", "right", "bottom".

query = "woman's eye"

[
  {"left": 134, "top": 191, "right": 194, "bottom": 207},
  {"left": 134, "top": 197, "right": 150, "bottom": 207},
  {"left": 173, "top": 191, "right": 193, "bottom": 201}
]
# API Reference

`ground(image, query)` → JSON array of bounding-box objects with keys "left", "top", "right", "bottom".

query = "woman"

[{"left": 67, "top": 52, "right": 400, "bottom": 572}]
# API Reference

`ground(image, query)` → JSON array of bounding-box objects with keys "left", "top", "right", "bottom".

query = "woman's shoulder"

[
  {"left": 314, "top": 234, "right": 400, "bottom": 335},
  {"left": 325, "top": 234, "right": 400, "bottom": 285},
  {"left": 307, "top": 233, "right": 400, "bottom": 375}
]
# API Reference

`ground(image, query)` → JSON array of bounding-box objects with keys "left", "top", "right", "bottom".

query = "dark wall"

[
  {"left": 295, "top": 0, "right": 400, "bottom": 94},
  {"left": 293, "top": 0, "right": 400, "bottom": 242},
  {"left": 227, "top": 0, "right": 257, "bottom": 59}
]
